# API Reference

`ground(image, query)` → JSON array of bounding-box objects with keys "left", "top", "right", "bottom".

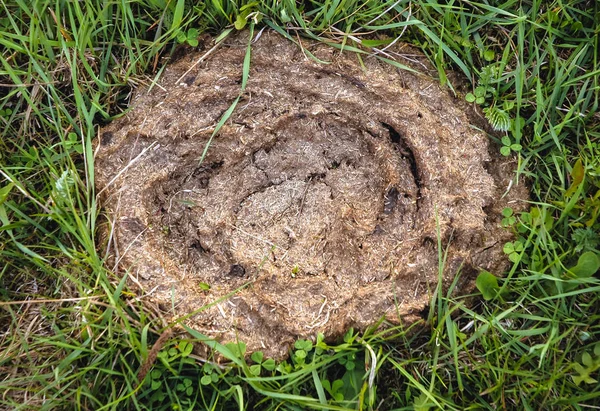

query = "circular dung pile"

[{"left": 96, "top": 31, "right": 526, "bottom": 359}]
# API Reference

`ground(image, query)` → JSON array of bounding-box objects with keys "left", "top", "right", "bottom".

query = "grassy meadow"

[{"left": 1, "top": 0, "right": 599, "bottom": 409}]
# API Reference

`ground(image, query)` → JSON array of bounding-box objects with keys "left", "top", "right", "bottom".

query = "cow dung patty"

[{"left": 95, "top": 30, "right": 527, "bottom": 359}]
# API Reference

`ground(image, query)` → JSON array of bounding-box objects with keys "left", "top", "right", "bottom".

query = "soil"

[{"left": 95, "top": 30, "right": 528, "bottom": 359}]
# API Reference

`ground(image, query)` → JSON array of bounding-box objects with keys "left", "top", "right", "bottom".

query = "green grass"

[{"left": 1, "top": 0, "right": 599, "bottom": 409}]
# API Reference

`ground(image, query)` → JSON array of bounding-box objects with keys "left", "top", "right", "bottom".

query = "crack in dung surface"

[{"left": 381, "top": 122, "right": 421, "bottom": 210}]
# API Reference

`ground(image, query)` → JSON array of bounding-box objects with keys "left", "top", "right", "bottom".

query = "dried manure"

[{"left": 96, "top": 31, "right": 527, "bottom": 359}]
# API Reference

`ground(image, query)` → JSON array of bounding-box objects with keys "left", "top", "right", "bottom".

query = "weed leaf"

[
  {"left": 476, "top": 271, "right": 500, "bottom": 300},
  {"left": 568, "top": 252, "right": 600, "bottom": 279}
]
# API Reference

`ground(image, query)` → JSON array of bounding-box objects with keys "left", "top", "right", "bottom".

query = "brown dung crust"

[{"left": 95, "top": 31, "right": 528, "bottom": 359}]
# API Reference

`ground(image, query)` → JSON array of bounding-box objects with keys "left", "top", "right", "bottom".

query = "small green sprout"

[
  {"left": 465, "top": 86, "right": 488, "bottom": 105},
  {"left": 501, "top": 207, "right": 516, "bottom": 227},
  {"left": 572, "top": 343, "right": 600, "bottom": 386},
  {"left": 500, "top": 135, "right": 522, "bottom": 156},
  {"left": 200, "top": 362, "right": 220, "bottom": 386},
  {"left": 250, "top": 351, "right": 276, "bottom": 376},
  {"left": 176, "top": 28, "right": 199, "bottom": 47},
  {"left": 503, "top": 240, "right": 524, "bottom": 263}
]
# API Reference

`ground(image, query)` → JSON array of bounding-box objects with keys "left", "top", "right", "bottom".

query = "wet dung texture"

[{"left": 96, "top": 31, "right": 527, "bottom": 359}]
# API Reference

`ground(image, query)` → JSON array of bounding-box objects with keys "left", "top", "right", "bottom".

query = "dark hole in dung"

[
  {"left": 206, "top": 160, "right": 224, "bottom": 171},
  {"left": 199, "top": 177, "right": 209, "bottom": 189},
  {"left": 422, "top": 236, "right": 435, "bottom": 248},
  {"left": 308, "top": 172, "right": 326, "bottom": 181},
  {"left": 228, "top": 264, "right": 246, "bottom": 277},
  {"left": 384, "top": 187, "right": 399, "bottom": 215},
  {"left": 183, "top": 75, "right": 196, "bottom": 86},
  {"left": 101, "top": 131, "right": 113, "bottom": 146},
  {"left": 417, "top": 305, "right": 429, "bottom": 320},
  {"left": 386, "top": 123, "right": 402, "bottom": 145},
  {"left": 372, "top": 225, "right": 384, "bottom": 235},
  {"left": 188, "top": 160, "right": 224, "bottom": 187},
  {"left": 190, "top": 239, "right": 207, "bottom": 253}
]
